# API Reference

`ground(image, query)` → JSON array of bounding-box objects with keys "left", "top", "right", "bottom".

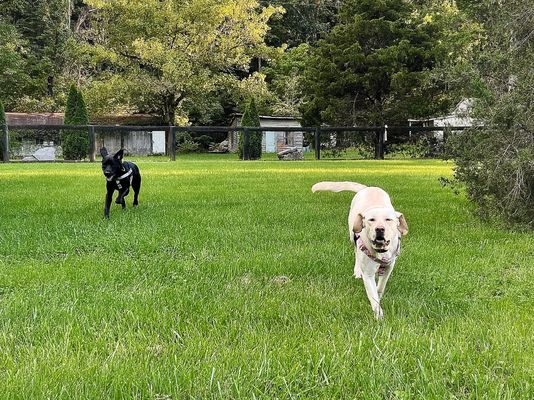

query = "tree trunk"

[{"left": 48, "top": 76, "right": 54, "bottom": 96}]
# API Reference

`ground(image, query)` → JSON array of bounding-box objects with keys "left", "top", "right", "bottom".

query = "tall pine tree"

[
  {"left": 0, "top": 99, "right": 6, "bottom": 160},
  {"left": 62, "top": 84, "right": 89, "bottom": 160},
  {"left": 300, "top": 0, "right": 478, "bottom": 126},
  {"left": 238, "top": 98, "right": 262, "bottom": 160}
]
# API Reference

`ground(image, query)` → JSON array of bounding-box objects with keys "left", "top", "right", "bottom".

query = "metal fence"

[{"left": 1, "top": 123, "right": 471, "bottom": 162}]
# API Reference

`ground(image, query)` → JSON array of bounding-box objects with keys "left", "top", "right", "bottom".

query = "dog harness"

[
  {"left": 354, "top": 233, "right": 401, "bottom": 275},
  {"left": 114, "top": 168, "right": 133, "bottom": 190}
]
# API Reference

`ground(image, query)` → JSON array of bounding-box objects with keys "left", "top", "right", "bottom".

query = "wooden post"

[
  {"left": 170, "top": 126, "right": 176, "bottom": 161},
  {"left": 88, "top": 125, "right": 96, "bottom": 162},
  {"left": 314, "top": 127, "right": 321, "bottom": 160},
  {"left": 243, "top": 129, "right": 250, "bottom": 160},
  {"left": 2, "top": 124, "right": 9, "bottom": 163},
  {"left": 375, "top": 127, "right": 385, "bottom": 160}
]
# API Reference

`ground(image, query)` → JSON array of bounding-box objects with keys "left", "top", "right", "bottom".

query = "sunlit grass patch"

[{"left": 0, "top": 158, "right": 532, "bottom": 398}]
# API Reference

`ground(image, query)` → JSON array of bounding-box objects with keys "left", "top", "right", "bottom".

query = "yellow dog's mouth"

[{"left": 372, "top": 239, "right": 390, "bottom": 252}]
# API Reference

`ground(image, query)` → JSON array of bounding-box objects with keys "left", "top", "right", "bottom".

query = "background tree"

[
  {"left": 0, "top": 21, "right": 34, "bottom": 109},
  {"left": 260, "top": 0, "right": 341, "bottom": 48},
  {"left": 0, "top": 99, "right": 6, "bottom": 158},
  {"left": 0, "top": 100, "right": 5, "bottom": 126},
  {"left": 0, "top": 0, "right": 96, "bottom": 113},
  {"left": 69, "top": 0, "right": 283, "bottom": 125},
  {"left": 300, "top": 0, "right": 480, "bottom": 126},
  {"left": 62, "top": 84, "right": 89, "bottom": 160},
  {"left": 447, "top": 0, "right": 534, "bottom": 228},
  {"left": 263, "top": 44, "right": 310, "bottom": 116},
  {"left": 238, "top": 98, "right": 262, "bottom": 160}
]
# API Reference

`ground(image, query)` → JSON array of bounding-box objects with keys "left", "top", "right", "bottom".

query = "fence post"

[
  {"left": 1, "top": 124, "right": 9, "bottom": 163},
  {"left": 170, "top": 126, "right": 176, "bottom": 161},
  {"left": 243, "top": 128, "right": 250, "bottom": 160},
  {"left": 375, "top": 126, "right": 385, "bottom": 160},
  {"left": 88, "top": 125, "right": 96, "bottom": 162},
  {"left": 314, "top": 127, "right": 321, "bottom": 160}
]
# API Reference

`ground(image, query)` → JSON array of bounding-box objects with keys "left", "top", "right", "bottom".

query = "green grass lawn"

[{"left": 0, "top": 157, "right": 532, "bottom": 399}]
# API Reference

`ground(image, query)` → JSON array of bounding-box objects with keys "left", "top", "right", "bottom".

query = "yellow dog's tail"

[{"left": 311, "top": 181, "right": 367, "bottom": 193}]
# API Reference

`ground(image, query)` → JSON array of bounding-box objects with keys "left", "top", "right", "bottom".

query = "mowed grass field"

[{"left": 0, "top": 157, "right": 532, "bottom": 399}]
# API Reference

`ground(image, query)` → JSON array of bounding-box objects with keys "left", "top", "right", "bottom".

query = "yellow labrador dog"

[{"left": 312, "top": 182, "right": 408, "bottom": 319}]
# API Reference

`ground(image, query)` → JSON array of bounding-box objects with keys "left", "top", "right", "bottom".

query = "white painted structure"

[
  {"left": 408, "top": 99, "right": 478, "bottom": 139},
  {"left": 151, "top": 131, "right": 166, "bottom": 154},
  {"left": 228, "top": 115, "right": 304, "bottom": 153}
]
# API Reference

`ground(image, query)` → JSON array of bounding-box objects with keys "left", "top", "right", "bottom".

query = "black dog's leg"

[
  {"left": 104, "top": 190, "right": 113, "bottom": 219},
  {"left": 116, "top": 187, "right": 129, "bottom": 208},
  {"left": 132, "top": 174, "right": 141, "bottom": 207}
]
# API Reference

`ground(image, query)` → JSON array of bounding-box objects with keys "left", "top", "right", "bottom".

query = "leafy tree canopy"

[
  {"left": 447, "top": 0, "right": 534, "bottom": 228},
  {"left": 71, "top": 0, "right": 283, "bottom": 124},
  {"left": 300, "top": 0, "right": 481, "bottom": 126},
  {"left": 260, "top": 0, "right": 341, "bottom": 47}
]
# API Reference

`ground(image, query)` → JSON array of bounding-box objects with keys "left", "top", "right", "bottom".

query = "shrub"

[
  {"left": 444, "top": 0, "right": 534, "bottom": 230},
  {"left": 196, "top": 135, "right": 213, "bottom": 151},
  {"left": 62, "top": 84, "right": 89, "bottom": 160},
  {"left": 446, "top": 125, "right": 533, "bottom": 229},
  {"left": 238, "top": 98, "right": 262, "bottom": 160},
  {"left": 175, "top": 132, "right": 199, "bottom": 153},
  {"left": 387, "top": 132, "right": 444, "bottom": 159},
  {"left": 0, "top": 99, "right": 5, "bottom": 158}
]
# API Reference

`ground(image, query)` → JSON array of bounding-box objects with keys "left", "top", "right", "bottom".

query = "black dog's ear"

[
  {"left": 114, "top": 149, "right": 124, "bottom": 161},
  {"left": 100, "top": 147, "right": 109, "bottom": 157}
]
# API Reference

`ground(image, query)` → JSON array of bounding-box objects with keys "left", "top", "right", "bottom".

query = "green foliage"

[
  {"left": 446, "top": 0, "right": 534, "bottom": 229},
  {"left": 175, "top": 132, "right": 199, "bottom": 153},
  {"left": 264, "top": 44, "right": 310, "bottom": 116},
  {"left": 238, "top": 98, "right": 262, "bottom": 160},
  {"left": 261, "top": 0, "right": 340, "bottom": 47},
  {"left": 73, "top": 0, "right": 283, "bottom": 124},
  {"left": 0, "top": 100, "right": 5, "bottom": 125},
  {"left": 0, "top": 20, "right": 33, "bottom": 109},
  {"left": 300, "top": 0, "right": 481, "bottom": 126},
  {"left": 62, "top": 84, "right": 89, "bottom": 160},
  {"left": 0, "top": 0, "right": 74, "bottom": 110},
  {"left": 0, "top": 99, "right": 5, "bottom": 157}
]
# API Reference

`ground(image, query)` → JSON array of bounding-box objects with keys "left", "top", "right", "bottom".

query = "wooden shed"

[
  {"left": 228, "top": 115, "right": 304, "bottom": 153},
  {"left": 6, "top": 113, "right": 166, "bottom": 156}
]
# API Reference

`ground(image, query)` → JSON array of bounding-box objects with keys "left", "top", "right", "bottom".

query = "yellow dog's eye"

[
  {"left": 386, "top": 218, "right": 393, "bottom": 222},
  {"left": 368, "top": 218, "right": 375, "bottom": 222}
]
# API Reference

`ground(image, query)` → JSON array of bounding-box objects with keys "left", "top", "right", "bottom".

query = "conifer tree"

[
  {"left": 0, "top": 99, "right": 6, "bottom": 159},
  {"left": 238, "top": 98, "right": 262, "bottom": 160},
  {"left": 62, "top": 84, "right": 89, "bottom": 160}
]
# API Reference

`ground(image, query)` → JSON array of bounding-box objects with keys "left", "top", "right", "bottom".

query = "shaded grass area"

[{"left": 0, "top": 158, "right": 532, "bottom": 399}]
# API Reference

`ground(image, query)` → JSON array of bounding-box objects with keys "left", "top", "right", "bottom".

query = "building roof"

[
  {"left": 408, "top": 98, "right": 475, "bottom": 123},
  {"left": 231, "top": 114, "right": 302, "bottom": 128},
  {"left": 6, "top": 112, "right": 64, "bottom": 125},
  {"left": 5, "top": 112, "right": 163, "bottom": 126}
]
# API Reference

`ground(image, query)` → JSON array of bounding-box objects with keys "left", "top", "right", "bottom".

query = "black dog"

[{"left": 100, "top": 147, "right": 141, "bottom": 218}]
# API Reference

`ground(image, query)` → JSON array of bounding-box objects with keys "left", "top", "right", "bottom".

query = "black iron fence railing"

[{"left": 1, "top": 123, "right": 473, "bottom": 162}]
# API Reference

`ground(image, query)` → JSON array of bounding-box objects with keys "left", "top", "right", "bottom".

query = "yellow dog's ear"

[
  {"left": 396, "top": 212, "right": 408, "bottom": 236},
  {"left": 352, "top": 213, "right": 364, "bottom": 233}
]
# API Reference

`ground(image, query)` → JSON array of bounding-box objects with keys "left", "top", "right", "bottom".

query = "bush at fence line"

[
  {"left": 0, "top": 100, "right": 5, "bottom": 157},
  {"left": 196, "top": 135, "right": 213, "bottom": 151},
  {"left": 237, "top": 98, "right": 262, "bottom": 160},
  {"left": 386, "top": 132, "right": 444, "bottom": 159},
  {"left": 445, "top": 126, "right": 534, "bottom": 229},
  {"left": 62, "top": 84, "right": 89, "bottom": 160},
  {"left": 175, "top": 131, "right": 199, "bottom": 153}
]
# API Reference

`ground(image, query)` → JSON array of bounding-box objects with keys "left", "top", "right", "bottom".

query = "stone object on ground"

[
  {"left": 22, "top": 147, "right": 56, "bottom": 162},
  {"left": 277, "top": 146, "right": 303, "bottom": 161},
  {"left": 209, "top": 140, "right": 229, "bottom": 153}
]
